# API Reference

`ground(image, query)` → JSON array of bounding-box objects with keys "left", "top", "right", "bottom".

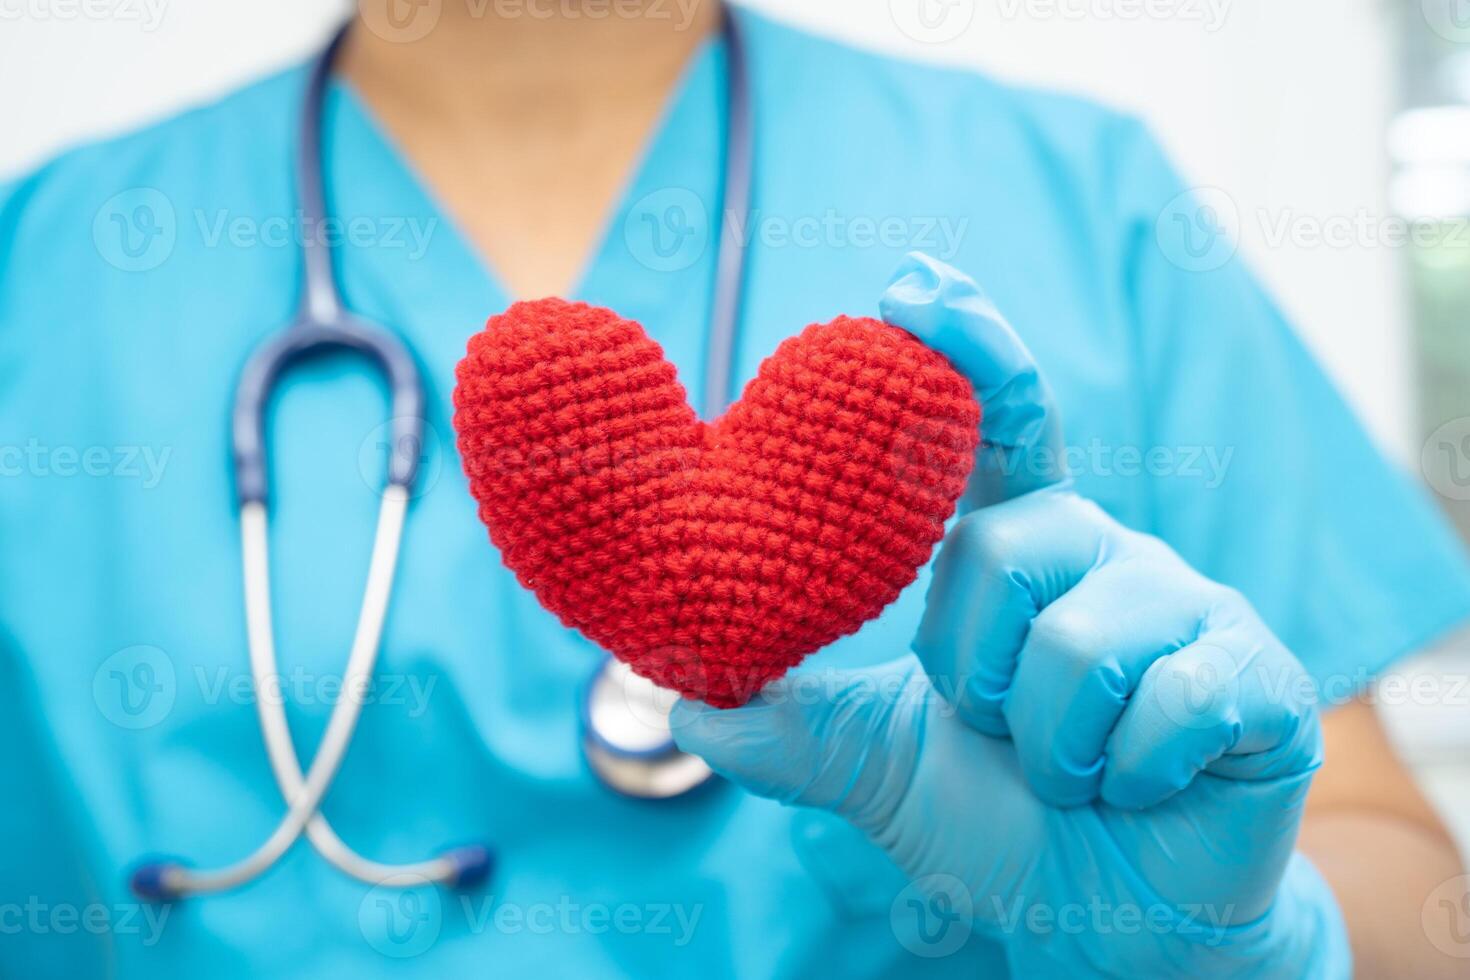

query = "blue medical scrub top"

[{"left": 3, "top": 8, "right": 1469, "bottom": 978}]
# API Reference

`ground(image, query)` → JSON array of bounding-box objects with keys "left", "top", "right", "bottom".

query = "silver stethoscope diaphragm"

[{"left": 581, "top": 658, "right": 715, "bottom": 800}]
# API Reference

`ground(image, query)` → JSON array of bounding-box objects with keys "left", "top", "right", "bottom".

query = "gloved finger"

[
  {"left": 670, "top": 657, "right": 929, "bottom": 835},
  {"left": 1003, "top": 549, "right": 1221, "bottom": 807},
  {"left": 913, "top": 489, "right": 1123, "bottom": 735},
  {"left": 1100, "top": 620, "right": 1324, "bottom": 811},
  {"left": 878, "top": 252, "right": 1066, "bottom": 508}
]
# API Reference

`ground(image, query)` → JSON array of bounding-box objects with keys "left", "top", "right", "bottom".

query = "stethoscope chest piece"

[{"left": 581, "top": 658, "right": 715, "bottom": 800}]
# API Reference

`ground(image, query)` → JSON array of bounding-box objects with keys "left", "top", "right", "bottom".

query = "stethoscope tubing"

[
  {"left": 132, "top": 23, "right": 475, "bottom": 901},
  {"left": 133, "top": 6, "right": 751, "bottom": 901},
  {"left": 134, "top": 489, "right": 489, "bottom": 900},
  {"left": 702, "top": 5, "right": 752, "bottom": 420}
]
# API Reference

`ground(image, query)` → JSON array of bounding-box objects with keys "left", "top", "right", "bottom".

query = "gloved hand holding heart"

[{"left": 452, "top": 298, "right": 979, "bottom": 707}]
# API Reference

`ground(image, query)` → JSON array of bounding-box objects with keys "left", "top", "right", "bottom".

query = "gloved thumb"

[
  {"left": 670, "top": 657, "right": 927, "bottom": 836},
  {"left": 879, "top": 252, "right": 1068, "bottom": 508}
]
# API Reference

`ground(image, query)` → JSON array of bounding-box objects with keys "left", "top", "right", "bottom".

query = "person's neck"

[
  {"left": 340, "top": 2, "right": 722, "bottom": 135},
  {"left": 335, "top": 1, "right": 725, "bottom": 298}
]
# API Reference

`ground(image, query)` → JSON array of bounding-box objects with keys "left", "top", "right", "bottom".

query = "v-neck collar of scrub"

[{"left": 317, "top": 26, "right": 730, "bottom": 327}]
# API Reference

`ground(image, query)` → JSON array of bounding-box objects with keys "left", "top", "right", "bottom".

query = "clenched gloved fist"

[{"left": 673, "top": 255, "right": 1350, "bottom": 978}]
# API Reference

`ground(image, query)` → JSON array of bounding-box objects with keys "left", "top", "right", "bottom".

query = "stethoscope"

[{"left": 130, "top": 11, "right": 752, "bottom": 902}]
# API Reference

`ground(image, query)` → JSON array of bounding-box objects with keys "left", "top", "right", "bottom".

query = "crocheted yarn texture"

[{"left": 453, "top": 299, "right": 979, "bottom": 708}]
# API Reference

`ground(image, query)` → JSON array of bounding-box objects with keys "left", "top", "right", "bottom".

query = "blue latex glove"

[{"left": 672, "top": 254, "right": 1350, "bottom": 977}]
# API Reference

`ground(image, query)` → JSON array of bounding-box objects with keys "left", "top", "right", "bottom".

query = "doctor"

[{"left": 1, "top": 1, "right": 1467, "bottom": 976}]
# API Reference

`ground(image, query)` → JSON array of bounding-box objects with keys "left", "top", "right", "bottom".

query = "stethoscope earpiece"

[
  {"left": 129, "top": 858, "right": 185, "bottom": 903},
  {"left": 130, "top": 843, "right": 496, "bottom": 903},
  {"left": 440, "top": 844, "right": 496, "bottom": 891}
]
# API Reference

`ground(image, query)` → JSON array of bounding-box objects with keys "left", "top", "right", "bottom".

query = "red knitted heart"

[{"left": 453, "top": 299, "right": 979, "bottom": 708}]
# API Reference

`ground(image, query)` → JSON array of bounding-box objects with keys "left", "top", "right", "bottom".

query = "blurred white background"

[{"left": 2, "top": 0, "right": 1467, "bottom": 845}]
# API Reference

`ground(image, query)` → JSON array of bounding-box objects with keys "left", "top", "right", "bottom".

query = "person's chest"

[{"left": 0, "top": 48, "right": 1150, "bottom": 976}]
